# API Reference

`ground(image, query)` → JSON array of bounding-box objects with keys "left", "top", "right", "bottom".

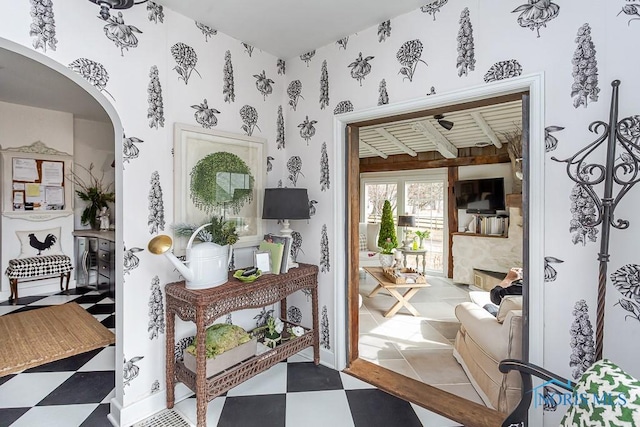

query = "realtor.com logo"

[{"left": 531, "top": 379, "right": 629, "bottom": 410}]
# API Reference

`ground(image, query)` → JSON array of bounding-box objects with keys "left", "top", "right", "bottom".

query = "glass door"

[
  {"left": 363, "top": 182, "right": 397, "bottom": 224},
  {"left": 403, "top": 179, "right": 446, "bottom": 275}
]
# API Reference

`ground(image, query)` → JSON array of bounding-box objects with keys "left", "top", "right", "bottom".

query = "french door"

[{"left": 361, "top": 170, "right": 447, "bottom": 276}]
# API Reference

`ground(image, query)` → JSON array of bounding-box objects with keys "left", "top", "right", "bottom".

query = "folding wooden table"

[{"left": 363, "top": 266, "right": 430, "bottom": 317}]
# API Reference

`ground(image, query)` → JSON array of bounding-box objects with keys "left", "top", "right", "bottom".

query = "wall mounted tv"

[{"left": 454, "top": 177, "right": 505, "bottom": 213}]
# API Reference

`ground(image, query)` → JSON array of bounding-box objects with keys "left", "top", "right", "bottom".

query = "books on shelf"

[{"left": 259, "top": 234, "right": 292, "bottom": 274}]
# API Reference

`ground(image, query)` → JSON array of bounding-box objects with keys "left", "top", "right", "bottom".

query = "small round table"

[{"left": 399, "top": 248, "right": 428, "bottom": 273}]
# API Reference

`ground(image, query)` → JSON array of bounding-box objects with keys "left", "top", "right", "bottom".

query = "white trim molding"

[{"left": 333, "top": 73, "right": 545, "bottom": 427}]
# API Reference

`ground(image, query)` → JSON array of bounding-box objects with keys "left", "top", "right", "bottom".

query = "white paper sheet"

[
  {"left": 45, "top": 186, "right": 64, "bottom": 205},
  {"left": 13, "top": 158, "right": 39, "bottom": 182},
  {"left": 13, "top": 192, "right": 24, "bottom": 204},
  {"left": 41, "top": 161, "right": 63, "bottom": 185}
]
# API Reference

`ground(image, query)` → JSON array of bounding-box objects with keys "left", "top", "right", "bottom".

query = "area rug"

[{"left": 0, "top": 302, "right": 115, "bottom": 376}]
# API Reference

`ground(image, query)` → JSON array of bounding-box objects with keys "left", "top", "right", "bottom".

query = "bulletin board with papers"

[{"left": 1, "top": 146, "right": 74, "bottom": 220}]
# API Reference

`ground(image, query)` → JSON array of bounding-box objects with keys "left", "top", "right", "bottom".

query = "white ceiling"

[
  {"left": 0, "top": 47, "right": 110, "bottom": 123},
  {"left": 156, "top": 0, "right": 430, "bottom": 59}
]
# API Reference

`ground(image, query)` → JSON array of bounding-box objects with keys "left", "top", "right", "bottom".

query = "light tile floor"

[{"left": 359, "top": 272, "right": 486, "bottom": 406}]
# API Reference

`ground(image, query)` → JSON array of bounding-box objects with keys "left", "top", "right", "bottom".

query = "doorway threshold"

[{"left": 343, "top": 358, "right": 504, "bottom": 427}]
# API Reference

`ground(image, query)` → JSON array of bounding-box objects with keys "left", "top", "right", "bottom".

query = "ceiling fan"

[{"left": 434, "top": 114, "right": 454, "bottom": 131}]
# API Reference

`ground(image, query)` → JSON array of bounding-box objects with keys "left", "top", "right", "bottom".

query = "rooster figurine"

[{"left": 29, "top": 233, "right": 57, "bottom": 255}]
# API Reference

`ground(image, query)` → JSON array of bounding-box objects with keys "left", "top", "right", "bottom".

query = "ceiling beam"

[
  {"left": 374, "top": 128, "right": 417, "bottom": 157},
  {"left": 359, "top": 139, "right": 388, "bottom": 159},
  {"left": 470, "top": 112, "right": 502, "bottom": 148},
  {"left": 411, "top": 121, "right": 458, "bottom": 159}
]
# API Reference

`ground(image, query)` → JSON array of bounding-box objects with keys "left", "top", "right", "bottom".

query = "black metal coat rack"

[{"left": 552, "top": 80, "right": 640, "bottom": 360}]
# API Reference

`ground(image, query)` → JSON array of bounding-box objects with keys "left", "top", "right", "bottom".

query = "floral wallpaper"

[{"left": 2, "top": 1, "right": 639, "bottom": 426}]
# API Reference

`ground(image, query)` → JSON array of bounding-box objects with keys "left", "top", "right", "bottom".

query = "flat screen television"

[{"left": 454, "top": 177, "right": 505, "bottom": 212}]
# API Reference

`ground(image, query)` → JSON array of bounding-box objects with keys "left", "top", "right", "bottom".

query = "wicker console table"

[{"left": 165, "top": 263, "right": 319, "bottom": 427}]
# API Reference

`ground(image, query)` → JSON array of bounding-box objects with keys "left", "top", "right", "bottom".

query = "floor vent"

[{"left": 134, "top": 409, "right": 192, "bottom": 427}]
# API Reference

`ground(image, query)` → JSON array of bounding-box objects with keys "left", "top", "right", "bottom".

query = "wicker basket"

[{"left": 382, "top": 267, "right": 426, "bottom": 284}]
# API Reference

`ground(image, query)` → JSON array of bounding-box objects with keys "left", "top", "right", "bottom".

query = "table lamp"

[
  {"left": 397, "top": 214, "right": 416, "bottom": 249},
  {"left": 262, "top": 188, "right": 310, "bottom": 269}
]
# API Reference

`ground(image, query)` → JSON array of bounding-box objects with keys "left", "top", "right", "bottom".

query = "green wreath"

[{"left": 189, "top": 152, "right": 254, "bottom": 214}]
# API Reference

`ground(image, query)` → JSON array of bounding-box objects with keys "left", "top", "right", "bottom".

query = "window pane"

[
  {"left": 404, "top": 181, "right": 445, "bottom": 273},
  {"left": 364, "top": 183, "right": 397, "bottom": 224}
]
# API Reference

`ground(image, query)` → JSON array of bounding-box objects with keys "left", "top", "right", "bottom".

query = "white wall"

[{"left": 0, "top": 101, "right": 74, "bottom": 299}]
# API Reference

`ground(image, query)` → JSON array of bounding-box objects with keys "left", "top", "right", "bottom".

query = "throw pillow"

[
  {"left": 560, "top": 359, "right": 640, "bottom": 426},
  {"left": 358, "top": 233, "right": 367, "bottom": 252},
  {"left": 15, "top": 227, "right": 64, "bottom": 258},
  {"left": 496, "top": 296, "right": 523, "bottom": 323},
  {"left": 366, "top": 223, "right": 380, "bottom": 252}
]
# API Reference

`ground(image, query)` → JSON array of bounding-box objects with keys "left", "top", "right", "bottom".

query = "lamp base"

[{"left": 280, "top": 220, "right": 298, "bottom": 271}]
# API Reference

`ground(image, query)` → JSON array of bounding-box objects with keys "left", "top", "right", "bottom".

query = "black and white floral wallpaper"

[
  {"left": 348, "top": 52, "right": 374, "bottom": 86},
  {"left": 103, "top": 12, "right": 142, "bottom": 56},
  {"left": 147, "top": 66, "right": 164, "bottom": 129},
  {"left": 512, "top": 0, "right": 559, "bottom": 38},
  {"left": 195, "top": 21, "right": 216, "bottom": 42},
  {"left": 571, "top": 23, "right": 599, "bottom": 108},
  {"left": 320, "top": 60, "right": 329, "bottom": 109},
  {"left": 148, "top": 276, "right": 165, "bottom": 339},
  {"left": 191, "top": 99, "right": 220, "bottom": 128},
  {"left": 5, "top": 1, "right": 637, "bottom": 416},
  {"left": 569, "top": 300, "right": 595, "bottom": 380},
  {"left": 397, "top": 40, "right": 426, "bottom": 82},
  {"left": 29, "top": 0, "right": 57, "bottom": 52},
  {"left": 171, "top": 42, "right": 200, "bottom": 84},
  {"left": 148, "top": 171, "right": 165, "bottom": 234}
]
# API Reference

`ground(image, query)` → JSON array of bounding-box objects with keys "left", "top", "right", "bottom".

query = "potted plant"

[
  {"left": 378, "top": 237, "right": 396, "bottom": 268},
  {"left": 69, "top": 163, "right": 115, "bottom": 230},
  {"left": 377, "top": 200, "right": 398, "bottom": 248},
  {"left": 414, "top": 230, "right": 431, "bottom": 249},
  {"left": 173, "top": 216, "right": 239, "bottom": 247}
]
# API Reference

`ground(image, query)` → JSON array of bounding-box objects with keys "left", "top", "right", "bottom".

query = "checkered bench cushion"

[{"left": 5, "top": 255, "right": 72, "bottom": 279}]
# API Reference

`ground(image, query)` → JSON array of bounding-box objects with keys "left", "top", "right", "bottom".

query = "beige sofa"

[{"left": 453, "top": 291, "right": 522, "bottom": 414}]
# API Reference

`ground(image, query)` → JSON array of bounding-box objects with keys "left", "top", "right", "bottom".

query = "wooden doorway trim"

[{"left": 334, "top": 74, "right": 546, "bottom": 427}]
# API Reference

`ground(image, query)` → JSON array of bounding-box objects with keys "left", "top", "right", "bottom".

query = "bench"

[{"left": 5, "top": 255, "right": 73, "bottom": 304}]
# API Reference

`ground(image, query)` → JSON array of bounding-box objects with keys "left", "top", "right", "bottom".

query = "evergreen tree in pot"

[{"left": 377, "top": 200, "right": 398, "bottom": 267}]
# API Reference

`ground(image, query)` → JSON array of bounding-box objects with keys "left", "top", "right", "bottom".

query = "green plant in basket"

[
  {"left": 185, "top": 324, "right": 251, "bottom": 359},
  {"left": 254, "top": 316, "right": 284, "bottom": 349}
]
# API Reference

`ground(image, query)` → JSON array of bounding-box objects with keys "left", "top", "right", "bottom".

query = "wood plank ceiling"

[{"left": 358, "top": 99, "right": 522, "bottom": 159}]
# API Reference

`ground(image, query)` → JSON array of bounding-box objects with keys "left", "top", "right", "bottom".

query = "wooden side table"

[
  {"left": 165, "top": 263, "right": 319, "bottom": 427},
  {"left": 399, "top": 248, "right": 428, "bottom": 273}
]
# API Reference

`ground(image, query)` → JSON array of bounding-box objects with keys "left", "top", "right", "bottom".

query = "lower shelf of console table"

[{"left": 175, "top": 330, "right": 314, "bottom": 399}]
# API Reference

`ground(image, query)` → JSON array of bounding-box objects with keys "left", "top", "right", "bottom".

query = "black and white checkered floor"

[{"left": 0, "top": 287, "right": 461, "bottom": 427}]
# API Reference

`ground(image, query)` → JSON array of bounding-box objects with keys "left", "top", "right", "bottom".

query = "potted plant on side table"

[{"left": 414, "top": 229, "right": 430, "bottom": 249}]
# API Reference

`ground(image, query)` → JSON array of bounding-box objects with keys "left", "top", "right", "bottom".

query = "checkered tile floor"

[{"left": 0, "top": 287, "right": 461, "bottom": 427}]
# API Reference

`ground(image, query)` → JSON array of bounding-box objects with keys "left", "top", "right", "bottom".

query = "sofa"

[
  {"left": 453, "top": 291, "right": 523, "bottom": 414},
  {"left": 358, "top": 222, "right": 381, "bottom": 268}
]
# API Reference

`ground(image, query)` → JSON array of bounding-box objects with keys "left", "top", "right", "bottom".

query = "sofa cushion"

[
  {"left": 496, "top": 296, "right": 523, "bottom": 324},
  {"left": 366, "top": 223, "right": 380, "bottom": 251},
  {"left": 359, "top": 233, "right": 367, "bottom": 251},
  {"left": 560, "top": 359, "right": 640, "bottom": 426}
]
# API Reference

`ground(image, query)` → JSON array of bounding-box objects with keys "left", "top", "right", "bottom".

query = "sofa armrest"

[{"left": 455, "top": 302, "right": 522, "bottom": 361}]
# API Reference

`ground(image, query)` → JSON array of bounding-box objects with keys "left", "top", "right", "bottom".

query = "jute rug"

[{"left": 0, "top": 302, "right": 115, "bottom": 377}]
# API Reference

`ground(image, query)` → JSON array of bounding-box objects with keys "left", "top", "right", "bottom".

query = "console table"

[{"left": 165, "top": 263, "right": 319, "bottom": 427}]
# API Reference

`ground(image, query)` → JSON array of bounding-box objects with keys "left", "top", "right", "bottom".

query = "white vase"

[{"left": 379, "top": 253, "right": 395, "bottom": 268}]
